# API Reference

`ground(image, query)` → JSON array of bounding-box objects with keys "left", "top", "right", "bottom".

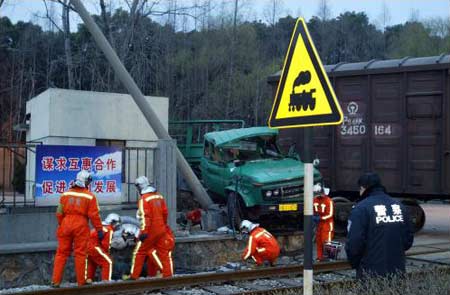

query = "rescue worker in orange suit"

[
  {"left": 52, "top": 170, "right": 103, "bottom": 287},
  {"left": 240, "top": 220, "right": 280, "bottom": 266},
  {"left": 146, "top": 226, "right": 175, "bottom": 278},
  {"left": 128, "top": 176, "right": 174, "bottom": 279},
  {"left": 313, "top": 183, "right": 334, "bottom": 261},
  {"left": 86, "top": 213, "right": 121, "bottom": 283}
]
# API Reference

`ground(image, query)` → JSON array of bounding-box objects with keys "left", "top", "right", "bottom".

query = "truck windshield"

[{"left": 223, "top": 137, "right": 282, "bottom": 162}]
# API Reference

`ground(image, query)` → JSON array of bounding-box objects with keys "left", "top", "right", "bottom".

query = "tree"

[
  {"left": 317, "top": 0, "right": 331, "bottom": 21},
  {"left": 1, "top": 2, "right": 450, "bottom": 140},
  {"left": 377, "top": 1, "right": 391, "bottom": 57}
]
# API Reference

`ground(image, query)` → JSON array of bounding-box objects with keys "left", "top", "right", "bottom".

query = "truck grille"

[
  {"left": 282, "top": 186, "right": 302, "bottom": 197},
  {"left": 262, "top": 185, "right": 303, "bottom": 200}
]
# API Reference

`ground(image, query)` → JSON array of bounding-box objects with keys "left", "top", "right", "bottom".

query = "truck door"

[{"left": 201, "top": 144, "right": 226, "bottom": 196}]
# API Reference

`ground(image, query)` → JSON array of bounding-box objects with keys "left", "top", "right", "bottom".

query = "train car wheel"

[
  {"left": 332, "top": 196, "right": 353, "bottom": 235},
  {"left": 400, "top": 199, "right": 426, "bottom": 233}
]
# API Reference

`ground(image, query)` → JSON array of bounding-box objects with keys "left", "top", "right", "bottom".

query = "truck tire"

[{"left": 227, "top": 192, "right": 245, "bottom": 232}]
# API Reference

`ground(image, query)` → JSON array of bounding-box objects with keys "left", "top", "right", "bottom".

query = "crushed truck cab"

[{"left": 200, "top": 127, "right": 321, "bottom": 224}]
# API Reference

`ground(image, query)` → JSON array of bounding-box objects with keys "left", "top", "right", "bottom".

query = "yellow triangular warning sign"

[{"left": 268, "top": 18, "right": 343, "bottom": 128}]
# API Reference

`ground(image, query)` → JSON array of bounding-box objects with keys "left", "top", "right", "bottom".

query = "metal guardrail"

[
  {"left": 0, "top": 143, "right": 168, "bottom": 207},
  {"left": 0, "top": 143, "right": 37, "bottom": 207}
]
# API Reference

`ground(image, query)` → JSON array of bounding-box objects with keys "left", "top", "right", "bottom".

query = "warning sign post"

[{"left": 267, "top": 18, "right": 343, "bottom": 295}]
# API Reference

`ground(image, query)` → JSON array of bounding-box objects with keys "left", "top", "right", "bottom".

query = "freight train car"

[{"left": 267, "top": 55, "right": 450, "bottom": 232}]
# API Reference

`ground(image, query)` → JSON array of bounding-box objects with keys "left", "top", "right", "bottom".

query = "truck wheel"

[{"left": 227, "top": 192, "right": 245, "bottom": 232}]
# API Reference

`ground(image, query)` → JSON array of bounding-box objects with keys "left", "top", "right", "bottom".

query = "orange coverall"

[
  {"left": 52, "top": 187, "right": 102, "bottom": 286},
  {"left": 130, "top": 192, "right": 168, "bottom": 279},
  {"left": 313, "top": 194, "right": 334, "bottom": 260},
  {"left": 147, "top": 226, "right": 175, "bottom": 277},
  {"left": 86, "top": 225, "right": 114, "bottom": 281},
  {"left": 242, "top": 227, "right": 280, "bottom": 265}
]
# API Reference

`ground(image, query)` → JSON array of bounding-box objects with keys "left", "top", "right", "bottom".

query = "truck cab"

[{"left": 200, "top": 127, "right": 321, "bottom": 226}]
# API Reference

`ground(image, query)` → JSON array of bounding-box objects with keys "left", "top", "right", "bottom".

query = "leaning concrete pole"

[{"left": 70, "top": 0, "right": 213, "bottom": 209}]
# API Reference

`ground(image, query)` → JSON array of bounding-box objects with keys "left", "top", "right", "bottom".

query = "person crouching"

[
  {"left": 240, "top": 220, "right": 280, "bottom": 267},
  {"left": 86, "top": 213, "right": 121, "bottom": 283}
]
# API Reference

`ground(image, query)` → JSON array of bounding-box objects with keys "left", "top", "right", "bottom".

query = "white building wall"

[
  {"left": 28, "top": 88, "right": 168, "bottom": 142},
  {"left": 25, "top": 88, "right": 169, "bottom": 203}
]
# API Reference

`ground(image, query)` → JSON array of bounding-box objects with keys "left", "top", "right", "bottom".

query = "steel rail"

[
  {"left": 17, "top": 246, "right": 449, "bottom": 295},
  {"left": 19, "top": 261, "right": 350, "bottom": 295}
]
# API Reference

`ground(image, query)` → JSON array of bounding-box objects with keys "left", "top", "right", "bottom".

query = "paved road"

[{"left": 414, "top": 203, "right": 450, "bottom": 245}]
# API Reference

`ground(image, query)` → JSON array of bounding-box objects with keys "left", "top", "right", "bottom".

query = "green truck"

[{"left": 170, "top": 121, "right": 321, "bottom": 229}]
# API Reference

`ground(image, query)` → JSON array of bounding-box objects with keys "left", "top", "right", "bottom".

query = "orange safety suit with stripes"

[
  {"left": 130, "top": 192, "right": 168, "bottom": 279},
  {"left": 86, "top": 224, "right": 114, "bottom": 281},
  {"left": 241, "top": 227, "right": 280, "bottom": 266},
  {"left": 147, "top": 226, "right": 175, "bottom": 277},
  {"left": 52, "top": 186, "right": 103, "bottom": 286},
  {"left": 313, "top": 194, "right": 334, "bottom": 260}
]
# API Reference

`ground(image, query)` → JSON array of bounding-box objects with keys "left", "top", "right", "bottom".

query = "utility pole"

[
  {"left": 303, "top": 127, "right": 314, "bottom": 295},
  {"left": 70, "top": 0, "right": 214, "bottom": 210}
]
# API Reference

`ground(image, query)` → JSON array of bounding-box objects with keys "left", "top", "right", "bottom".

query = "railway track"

[{"left": 14, "top": 242, "right": 449, "bottom": 295}]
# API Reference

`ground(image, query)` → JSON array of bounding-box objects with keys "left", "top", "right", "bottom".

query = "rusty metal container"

[{"left": 268, "top": 55, "right": 450, "bottom": 201}]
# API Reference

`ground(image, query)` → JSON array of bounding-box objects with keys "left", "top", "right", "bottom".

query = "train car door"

[{"left": 406, "top": 71, "right": 443, "bottom": 195}]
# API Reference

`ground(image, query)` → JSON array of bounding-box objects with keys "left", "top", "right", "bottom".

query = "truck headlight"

[
  {"left": 273, "top": 189, "right": 280, "bottom": 196},
  {"left": 265, "top": 190, "right": 272, "bottom": 197}
]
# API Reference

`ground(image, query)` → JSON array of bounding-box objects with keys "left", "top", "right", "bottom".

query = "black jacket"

[{"left": 345, "top": 187, "right": 414, "bottom": 278}]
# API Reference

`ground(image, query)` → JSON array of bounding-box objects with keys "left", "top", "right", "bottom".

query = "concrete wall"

[
  {"left": 26, "top": 88, "right": 168, "bottom": 142},
  {"left": 0, "top": 233, "right": 304, "bottom": 289},
  {"left": 24, "top": 88, "right": 171, "bottom": 203},
  {"left": 0, "top": 208, "right": 138, "bottom": 245}
]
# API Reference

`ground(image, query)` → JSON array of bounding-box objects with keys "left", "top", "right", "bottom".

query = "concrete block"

[{"left": 200, "top": 208, "right": 227, "bottom": 231}]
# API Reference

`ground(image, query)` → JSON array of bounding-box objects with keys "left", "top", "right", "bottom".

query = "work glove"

[
  {"left": 312, "top": 215, "right": 321, "bottom": 225},
  {"left": 97, "top": 230, "right": 105, "bottom": 241},
  {"left": 138, "top": 233, "right": 148, "bottom": 242}
]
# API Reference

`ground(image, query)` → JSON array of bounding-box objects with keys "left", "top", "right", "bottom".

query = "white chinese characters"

[{"left": 374, "top": 204, "right": 404, "bottom": 224}]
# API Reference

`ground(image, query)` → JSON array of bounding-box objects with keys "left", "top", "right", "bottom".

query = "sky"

[{"left": 1, "top": 0, "right": 449, "bottom": 32}]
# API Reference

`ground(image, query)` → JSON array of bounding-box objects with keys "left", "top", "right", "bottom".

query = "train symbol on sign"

[{"left": 288, "top": 71, "right": 316, "bottom": 112}]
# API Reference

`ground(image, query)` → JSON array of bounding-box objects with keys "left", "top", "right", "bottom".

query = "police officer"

[{"left": 345, "top": 172, "right": 414, "bottom": 279}]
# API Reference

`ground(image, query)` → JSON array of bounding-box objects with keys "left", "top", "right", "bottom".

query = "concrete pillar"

[{"left": 155, "top": 140, "right": 177, "bottom": 230}]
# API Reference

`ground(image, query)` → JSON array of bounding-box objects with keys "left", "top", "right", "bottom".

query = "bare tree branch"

[{"left": 42, "top": 0, "right": 64, "bottom": 32}]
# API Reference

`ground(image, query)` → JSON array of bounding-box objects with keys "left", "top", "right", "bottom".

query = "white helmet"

[
  {"left": 75, "top": 170, "right": 92, "bottom": 188},
  {"left": 135, "top": 176, "right": 156, "bottom": 194},
  {"left": 239, "top": 220, "right": 259, "bottom": 233},
  {"left": 121, "top": 223, "right": 140, "bottom": 239},
  {"left": 103, "top": 213, "right": 121, "bottom": 228},
  {"left": 313, "top": 183, "right": 323, "bottom": 194}
]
